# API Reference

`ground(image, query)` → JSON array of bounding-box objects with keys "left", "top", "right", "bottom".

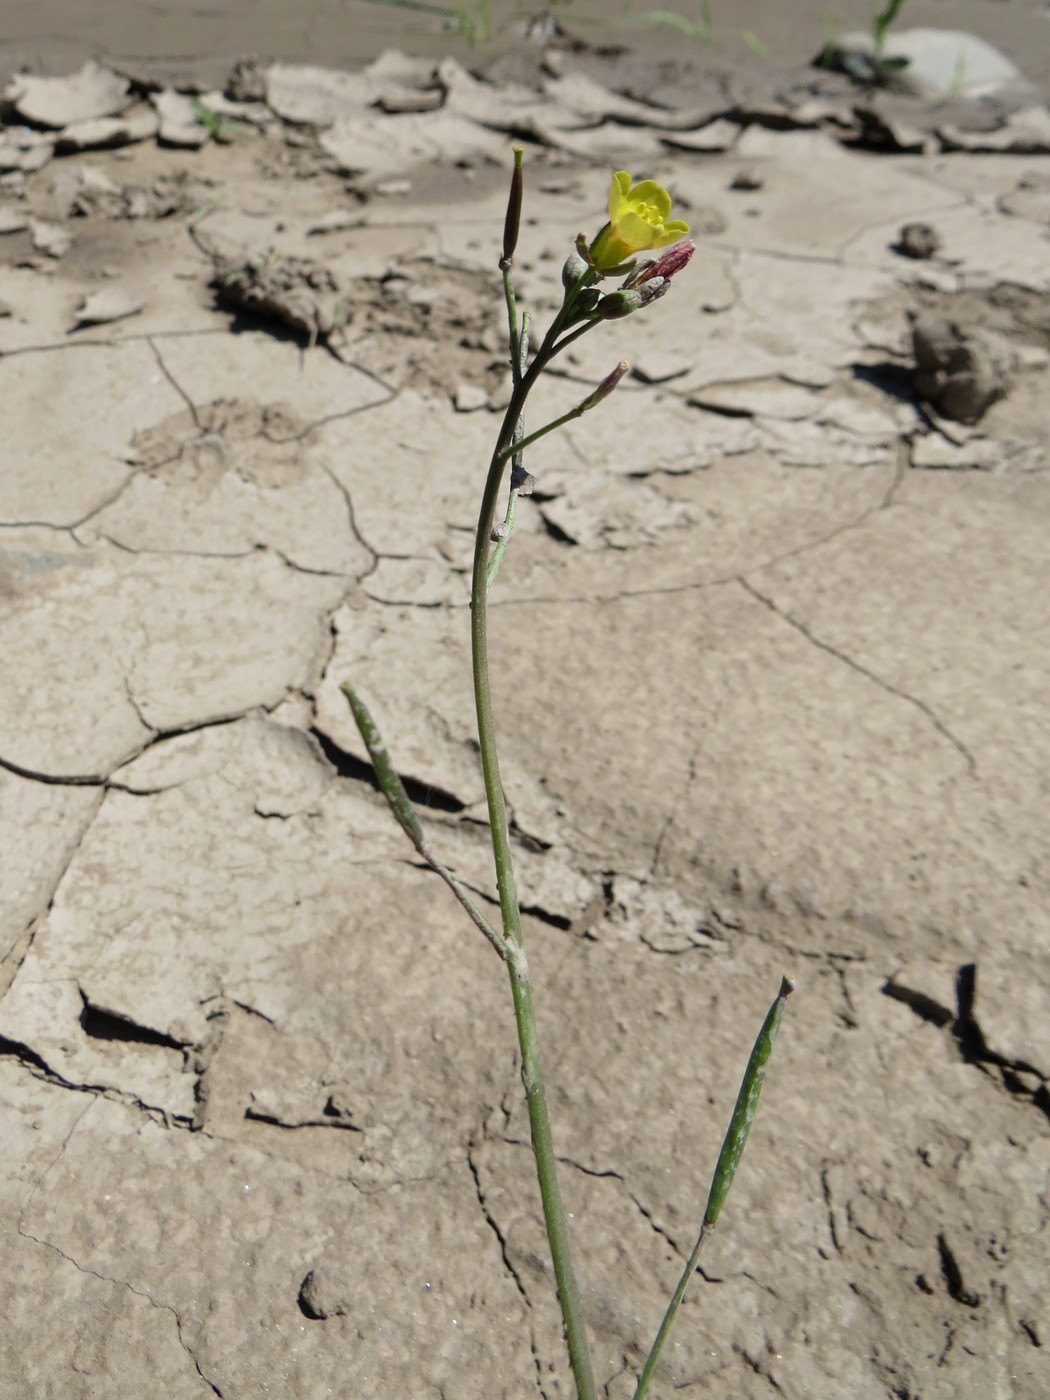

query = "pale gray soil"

[
  {"left": 3, "top": 0, "right": 1050, "bottom": 88},
  {"left": 1, "top": 13, "right": 1049, "bottom": 1400}
]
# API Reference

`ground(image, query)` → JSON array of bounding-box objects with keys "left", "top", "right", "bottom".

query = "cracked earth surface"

[{"left": 1, "top": 38, "right": 1049, "bottom": 1400}]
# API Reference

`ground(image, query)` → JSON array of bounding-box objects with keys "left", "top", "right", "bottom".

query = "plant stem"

[
  {"left": 486, "top": 485, "right": 519, "bottom": 592},
  {"left": 496, "top": 359, "right": 627, "bottom": 465}
]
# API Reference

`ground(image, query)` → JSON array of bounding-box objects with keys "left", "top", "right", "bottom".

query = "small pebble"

[
  {"left": 729, "top": 168, "right": 763, "bottom": 191},
  {"left": 896, "top": 222, "right": 941, "bottom": 259}
]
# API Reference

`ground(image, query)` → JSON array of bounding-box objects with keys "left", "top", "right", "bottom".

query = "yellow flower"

[{"left": 589, "top": 171, "right": 690, "bottom": 270}]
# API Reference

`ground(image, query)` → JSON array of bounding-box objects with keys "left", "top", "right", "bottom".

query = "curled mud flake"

[{"left": 205, "top": 243, "right": 350, "bottom": 345}]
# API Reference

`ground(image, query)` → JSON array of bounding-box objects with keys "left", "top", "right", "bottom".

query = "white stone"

[{"left": 836, "top": 27, "right": 1026, "bottom": 101}]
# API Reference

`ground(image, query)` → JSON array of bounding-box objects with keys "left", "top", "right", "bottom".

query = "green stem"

[
  {"left": 486, "top": 486, "right": 519, "bottom": 592},
  {"left": 496, "top": 356, "right": 626, "bottom": 465},
  {"left": 468, "top": 303, "right": 598, "bottom": 1400},
  {"left": 502, "top": 264, "right": 521, "bottom": 382}
]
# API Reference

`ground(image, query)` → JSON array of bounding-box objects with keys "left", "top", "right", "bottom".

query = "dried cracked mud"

[{"left": 1, "top": 31, "right": 1048, "bottom": 1400}]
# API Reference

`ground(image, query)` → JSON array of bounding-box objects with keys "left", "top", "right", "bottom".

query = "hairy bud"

[
  {"left": 594, "top": 288, "right": 644, "bottom": 319},
  {"left": 562, "top": 248, "right": 589, "bottom": 288},
  {"left": 580, "top": 360, "right": 630, "bottom": 409}
]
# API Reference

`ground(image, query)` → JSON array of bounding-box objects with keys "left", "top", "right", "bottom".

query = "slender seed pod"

[{"left": 501, "top": 146, "right": 524, "bottom": 265}]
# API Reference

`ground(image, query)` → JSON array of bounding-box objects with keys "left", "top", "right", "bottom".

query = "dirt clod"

[
  {"left": 896, "top": 221, "right": 941, "bottom": 259},
  {"left": 209, "top": 248, "right": 348, "bottom": 343},
  {"left": 911, "top": 312, "right": 1016, "bottom": 423}
]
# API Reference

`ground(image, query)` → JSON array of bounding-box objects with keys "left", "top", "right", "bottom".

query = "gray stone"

[
  {"left": 320, "top": 109, "right": 504, "bottom": 179},
  {"left": 0, "top": 208, "right": 29, "bottom": 234},
  {"left": 29, "top": 219, "right": 71, "bottom": 258},
  {"left": 86, "top": 397, "right": 372, "bottom": 576},
  {"left": 453, "top": 382, "right": 489, "bottom": 412},
  {"left": 264, "top": 62, "right": 373, "bottom": 125},
  {"left": 17, "top": 1098, "right": 531, "bottom": 1396},
  {"left": 690, "top": 377, "right": 820, "bottom": 420},
  {"left": 976, "top": 953, "right": 1050, "bottom": 1078},
  {"left": 0, "top": 539, "right": 343, "bottom": 778},
  {"left": 0, "top": 758, "right": 101, "bottom": 967},
  {"left": 0, "top": 342, "right": 176, "bottom": 524},
  {"left": 940, "top": 105, "right": 1050, "bottom": 154},
  {"left": 661, "top": 117, "right": 741, "bottom": 152},
  {"left": 998, "top": 171, "right": 1050, "bottom": 223}
]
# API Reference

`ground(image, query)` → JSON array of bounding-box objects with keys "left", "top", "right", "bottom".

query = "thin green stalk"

[
  {"left": 632, "top": 976, "right": 795, "bottom": 1400},
  {"left": 488, "top": 305, "right": 531, "bottom": 593},
  {"left": 496, "top": 360, "right": 629, "bottom": 465},
  {"left": 486, "top": 485, "right": 519, "bottom": 591},
  {"left": 469, "top": 399, "right": 598, "bottom": 1400},
  {"left": 468, "top": 205, "right": 599, "bottom": 1394},
  {"left": 502, "top": 265, "right": 521, "bottom": 375}
]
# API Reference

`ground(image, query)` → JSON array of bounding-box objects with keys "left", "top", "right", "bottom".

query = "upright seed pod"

[{"left": 501, "top": 145, "right": 524, "bottom": 266}]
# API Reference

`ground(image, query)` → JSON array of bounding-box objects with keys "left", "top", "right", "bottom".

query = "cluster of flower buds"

[{"left": 591, "top": 239, "right": 696, "bottom": 320}]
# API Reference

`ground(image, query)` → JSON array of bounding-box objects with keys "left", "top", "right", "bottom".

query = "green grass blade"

[
  {"left": 873, "top": 0, "right": 908, "bottom": 47},
  {"left": 739, "top": 29, "right": 771, "bottom": 59}
]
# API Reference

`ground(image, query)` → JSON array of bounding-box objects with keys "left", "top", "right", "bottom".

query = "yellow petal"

[
  {"left": 623, "top": 179, "right": 671, "bottom": 220},
  {"left": 608, "top": 170, "right": 633, "bottom": 221},
  {"left": 650, "top": 219, "right": 690, "bottom": 249}
]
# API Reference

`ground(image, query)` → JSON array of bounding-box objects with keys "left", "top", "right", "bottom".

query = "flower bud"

[
  {"left": 580, "top": 360, "right": 630, "bottom": 409},
  {"left": 621, "top": 258, "right": 656, "bottom": 289},
  {"left": 594, "top": 288, "right": 644, "bottom": 319},
  {"left": 562, "top": 248, "right": 589, "bottom": 288},
  {"left": 634, "top": 238, "right": 695, "bottom": 285}
]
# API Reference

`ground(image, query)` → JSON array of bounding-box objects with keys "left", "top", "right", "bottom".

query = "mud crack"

[
  {"left": 16, "top": 1229, "right": 224, "bottom": 1395},
  {"left": 465, "top": 1143, "right": 548, "bottom": 1399},
  {"left": 738, "top": 577, "right": 976, "bottom": 775}
]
